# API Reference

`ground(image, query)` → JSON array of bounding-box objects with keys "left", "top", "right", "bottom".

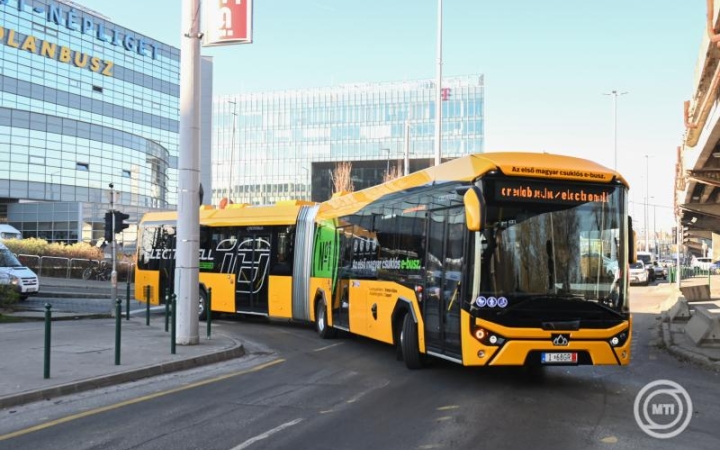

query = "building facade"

[
  {"left": 0, "top": 0, "right": 184, "bottom": 245},
  {"left": 212, "top": 75, "right": 485, "bottom": 205}
]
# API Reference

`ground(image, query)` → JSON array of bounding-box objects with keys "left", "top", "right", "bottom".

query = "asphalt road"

[{"left": 1, "top": 285, "right": 718, "bottom": 450}]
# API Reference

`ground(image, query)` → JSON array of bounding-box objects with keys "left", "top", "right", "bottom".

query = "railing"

[
  {"left": 668, "top": 265, "right": 717, "bottom": 282},
  {"left": 16, "top": 254, "right": 134, "bottom": 282}
]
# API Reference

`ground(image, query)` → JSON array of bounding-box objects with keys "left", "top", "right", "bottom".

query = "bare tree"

[
  {"left": 332, "top": 161, "right": 354, "bottom": 197},
  {"left": 383, "top": 164, "right": 403, "bottom": 183}
]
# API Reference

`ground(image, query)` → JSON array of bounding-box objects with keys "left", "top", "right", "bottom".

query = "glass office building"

[
  {"left": 212, "top": 75, "right": 485, "bottom": 204},
  {"left": 0, "top": 0, "right": 181, "bottom": 245}
]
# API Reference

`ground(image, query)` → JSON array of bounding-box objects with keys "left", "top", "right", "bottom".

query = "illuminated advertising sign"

[
  {"left": 487, "top": 179, "right": 614, "bottom": 205},
  {"left": 202, "top": 0, "right": 253, "bottom": 47}
]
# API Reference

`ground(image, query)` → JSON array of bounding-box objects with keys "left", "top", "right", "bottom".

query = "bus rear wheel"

[
  {"left": 199, "top": 289, "right": 208, "bottom": 321},
  {"left": 401, "top": 313, "right": 422, "bottom": 369},
  {"left": 315, "top": 299, "right": 336, "bottom": 339}
]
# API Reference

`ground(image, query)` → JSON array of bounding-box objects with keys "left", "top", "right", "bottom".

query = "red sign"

[
  {"left": 441, "top": 87, "right": 452, "bottom": 101},
  {"left": 202, "top": 0, "right": 253, "bottom": 46}
]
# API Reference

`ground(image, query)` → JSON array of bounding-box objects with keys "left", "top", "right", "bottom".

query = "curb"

[
  {"left": 657, "top": 288, "right": 720, "bottom": 372},
  {"left": 0, "top": 337, "right": 245, "bottom": 410},
  {"left": 659, "top": 321, "right": 720, "bottom": 372},
  {"left": 32, "top": 292, "right": 113, "bottom": 299},
  {"left": 2, "top": 313, "right": 113, "bottom": 322}
]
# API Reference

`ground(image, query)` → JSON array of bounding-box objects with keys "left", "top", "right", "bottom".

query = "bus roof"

[
  {"left": 318, "top": 152, "right": 627, "bottom": 219},
  {"left": 139, "top": 200, "right": 316, "bottom": 227}
]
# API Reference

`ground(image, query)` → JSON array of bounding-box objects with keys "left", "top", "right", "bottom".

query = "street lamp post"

[
  {"left": 645, "top": 155, "right": 650, "bottom": 253},
  {"left": 228, "top": 100, "right": 237, "bottom": 202},
  {"left": 603, "top": 90, "right": 628, "bottom": 171},
  {"left": 434, "top": 0, "right": 443, "bottom": 166},
  {"left": 301, "top": 166, "right": 309, "bottom": 198},
  {"left": 382, "top": 148, "right": 390, "bottom": 176}
]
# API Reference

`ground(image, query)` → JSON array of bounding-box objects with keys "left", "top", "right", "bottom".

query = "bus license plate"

[{"left": 541, "top": 352, "right": 578, "bottom": 364}]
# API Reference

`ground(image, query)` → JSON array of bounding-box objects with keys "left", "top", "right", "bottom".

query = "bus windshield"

[{"left": 476, "top": 179, "right": 628, "bottom": 326}]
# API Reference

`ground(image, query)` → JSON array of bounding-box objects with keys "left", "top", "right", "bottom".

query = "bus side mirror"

[
  {"left": 628, "top": 216, "right": 636, "bottom": 263},
  {"left": 463, "top": 187, "right": 485, "bottom": 232}
]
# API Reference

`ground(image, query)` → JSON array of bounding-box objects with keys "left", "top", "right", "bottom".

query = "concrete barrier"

[
  {"left": 685, "top": 305, "right": 720, "bottom": 347},
  {"left": 679, "top": 284, "right": 711, "bottom": 302},
  {"left": 664, "top": 297, "right": 691, "bottom": 322}
]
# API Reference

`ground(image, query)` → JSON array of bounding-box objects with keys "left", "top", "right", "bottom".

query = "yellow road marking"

[{"left": 0, "top": 359, "right": 285, "bottom": 442}]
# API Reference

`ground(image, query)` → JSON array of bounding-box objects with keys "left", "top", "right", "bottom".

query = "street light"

[
  {"left": 644, "top": 155, "right": 652, "bottom": 252},
  {"left": 603, "top": 90, "right": 628, "bottom": 171},
  {"left": 434, "top": 0, "right": 443, "bottom": 166},
  {"left": 382, "top": 148, "right": 391, "bottom": 176},
  {"left": 301, "top": 166, "right": 309, "bottom": 197},
  {"left": 228, "top": 100, "right": 238, "bottom": 201}
]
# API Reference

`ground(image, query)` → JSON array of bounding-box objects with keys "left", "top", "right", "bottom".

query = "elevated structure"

[{"left": 679, "top": 0, "right": 720, "bottom": 257}]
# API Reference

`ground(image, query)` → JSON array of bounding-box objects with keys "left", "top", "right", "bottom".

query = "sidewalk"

[
  {"left": 0, "top": 313, "right": 244, "bottom": 410},
  {"left": 659, "top": 276, "right": 720, "bottom": 371}
]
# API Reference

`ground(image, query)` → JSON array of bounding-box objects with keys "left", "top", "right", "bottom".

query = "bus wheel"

[
  {"left": 315, "top": 299, "right": 336, "bottom": 339},
  {"left": 400, "top": 313, "right": 422, "bottom": 369},
  {"left": 199, "top": 289, "right": 208, "bottom": 321}
]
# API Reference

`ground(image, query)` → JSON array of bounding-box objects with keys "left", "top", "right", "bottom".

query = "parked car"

[
  {"left": 709, "top": 260, "right": 720, "bottom": 274},
  {"left": 692, "top": 257, "right": 713, "bottom": 271},
  {"left": 628, "top": 261, "right": 649, "bottom": 286},
  {"left": 0, "top": 242, "right": 40, "bottom": 300}
]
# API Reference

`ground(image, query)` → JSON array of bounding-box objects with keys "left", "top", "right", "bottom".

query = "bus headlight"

[
  {"left": 609, "top": 331, "right": 628, "bottom": 347},
  {"left": 472, "top": 325, "right": 505, "bottom": 346}
]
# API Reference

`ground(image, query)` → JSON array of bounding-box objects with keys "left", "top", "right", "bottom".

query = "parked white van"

[{"left": 0, "top": 242, "right": 40, "bottom": 300}]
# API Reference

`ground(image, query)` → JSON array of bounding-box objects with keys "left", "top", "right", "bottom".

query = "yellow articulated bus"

[
  {"left": 135, "top": 200, "right": 317, "bottom": 320},
  {"left": 136, "top": 152, "right": 635, "bottom": 369}
]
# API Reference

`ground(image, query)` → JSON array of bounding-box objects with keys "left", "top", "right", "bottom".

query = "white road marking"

[
  {"left": 230, "top": 418, "right": 304, "bottom": 450},
  {"left": 314, "top": 342, "right": 343, "bottom": 352}
]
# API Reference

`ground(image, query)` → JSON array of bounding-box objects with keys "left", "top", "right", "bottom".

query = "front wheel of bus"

[
  {"left": 199, "top": 289, "right": 208, "bottom": 321},
  {"left": 315, "top": 299, "right": 336, "bottom": 339},
  {"left": 401, "top": 313, "right": 422, "bottom": 369}
]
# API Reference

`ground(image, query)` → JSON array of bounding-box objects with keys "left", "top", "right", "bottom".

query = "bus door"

[
  {"left": 331, "top": 226, "right": 353, "bottom": 330},
  {"left": 153, "top": 223, "right": 176, "bottom": 304},
  {"left": 234, "top": 231, "right": 272, "bottom": 314},
  {"left": 423, "top": 207, "right": 464, "bottom": 358}
]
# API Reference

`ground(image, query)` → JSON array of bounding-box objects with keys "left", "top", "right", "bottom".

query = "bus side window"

[{"left": 273, "top": 231, "right": 292, "bottom": 275}]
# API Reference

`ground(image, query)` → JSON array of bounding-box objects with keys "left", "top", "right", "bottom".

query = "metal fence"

[
  {"left": 668, "top": 265, "right": 716, "bottom": 282},
  {"left": 17, "top": 254, "right": 134, "bottom": 282}
]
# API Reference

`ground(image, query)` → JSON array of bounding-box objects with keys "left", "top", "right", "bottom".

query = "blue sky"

[{"left": 78, "top": 0, "right": 705, "bottom": 230}]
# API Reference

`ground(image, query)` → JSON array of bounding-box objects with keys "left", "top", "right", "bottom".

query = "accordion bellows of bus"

[{"left": 136, "top": 152, "right": 634, "bottom": 369}]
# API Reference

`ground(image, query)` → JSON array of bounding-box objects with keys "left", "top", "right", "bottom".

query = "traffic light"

[
  {"left": 104, "top": 211, "right": 113, "bottom": 242},
  {"left": 113, "top": 210, "right": 130, "bottom": 233},
  {"left": 681, "top": 226, "right": 690, "bottom": 244},
  {"left": 671, "top": 226, "right": 677, "bottom": 245}
]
